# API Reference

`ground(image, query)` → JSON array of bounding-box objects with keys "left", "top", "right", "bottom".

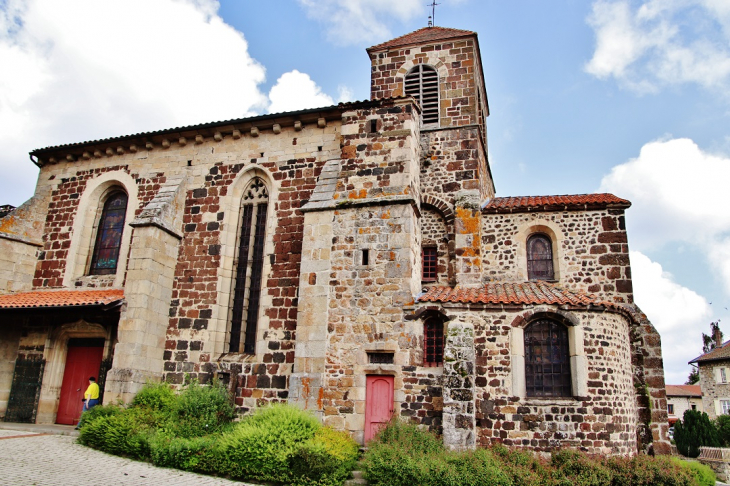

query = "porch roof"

[{"left": 0, "top": 289, "right": 124, "bottom": 310}]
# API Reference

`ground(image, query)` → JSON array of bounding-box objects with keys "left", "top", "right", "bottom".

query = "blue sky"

[{"left": 1, "top": 0, "right": 729, "bottom": 384}]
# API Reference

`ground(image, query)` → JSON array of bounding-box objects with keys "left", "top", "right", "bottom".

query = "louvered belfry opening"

[
  {"left": 527, "top": 234, "right": 554, "bottom": 281},
  {"left": 229, "top": 177, "right": 269, "bottom": 354},
  {"left": 405, "top": 64, "right": 439, "bottom": 125},
  {"left": 524, "top": 319, "right": 572, "bottom": 398}
]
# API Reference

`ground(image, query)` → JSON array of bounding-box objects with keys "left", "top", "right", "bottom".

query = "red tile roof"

[
  {"left": 689, "top": 340, "right": 730, "bottom": 364},
  {"left": 483, "top": 194, "right": 631, "bottom": 213},
  {"left": 0, "top": 289, "right": 124, "bottom": 309},
  {"left": 665, "top": 385, "right": 702, "bottom": 397},
  {"left": 368, "top": 26, "right": 476, "bottom": 51},
  {"left": 418, "top": 281, "right": 614, "bottom": 307}
]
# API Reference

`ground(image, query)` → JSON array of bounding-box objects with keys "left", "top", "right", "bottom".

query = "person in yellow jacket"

[{"left": 75, "top": 376, "right": 100, "bottom": 429}]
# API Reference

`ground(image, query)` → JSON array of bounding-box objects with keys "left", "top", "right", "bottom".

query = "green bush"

[
  {"left": 149, "top": 433, "right": 220, "bottom": 473},
  {"left": 215, "top": 403, "right": 322, "bottom": 482},
  {"left": 131, "top": 382, "right": 175, "bottom": 410},
  {"left": 674, "top": 410, "right": 720, "bottom": 458},
  {"left": 289, "top": 427, "right": 360, "bottom": 486},
  {"left": 715, "top": 414, "right": 730, "bottom": 446},
  {"left": 673, "top": 458, "right": 716, "bottom": 486},
  {"left": 550, "top": 449, "right": 612, "bottom": 486},
  {"left": 79, "top": 406, "right": 156, "bottom": 459},
  {"left": 169, "top": 380, "right": 236, "bottom": 438}
]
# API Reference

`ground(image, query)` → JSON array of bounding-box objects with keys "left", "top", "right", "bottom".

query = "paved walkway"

[{"left": 0, "top": 427, "right": 259, "bottom": 485}]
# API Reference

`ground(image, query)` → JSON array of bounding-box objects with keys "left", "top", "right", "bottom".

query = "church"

[{"left": 0, "top": 26, "right": 670, "bottom": 455}]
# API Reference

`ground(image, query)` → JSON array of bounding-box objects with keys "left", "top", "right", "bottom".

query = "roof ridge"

[{"left": 367, "top": 26, "right": 476, "bottom": 51}]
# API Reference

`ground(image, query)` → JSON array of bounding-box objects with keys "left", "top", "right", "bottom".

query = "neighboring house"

[
  {"left": 0, "top": 25, "right": 670, "bottom": 455},
  {"left": 690, "top": 341, "right": 730, "bottom": 419},
  {"left": 665, "top": 385, "right": 702, "bottom": 424}
]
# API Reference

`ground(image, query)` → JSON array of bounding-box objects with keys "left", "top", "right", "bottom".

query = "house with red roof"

[
  {"left": 665, "top": 385, "right": 703, "bottom": 424},
  {"left": 0, "top": 25, "right": 669, "bottom": 455}
]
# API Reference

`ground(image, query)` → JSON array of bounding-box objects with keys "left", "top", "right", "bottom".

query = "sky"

[{"left": 1, "top": 0, "right": 729, "bottom": 385}]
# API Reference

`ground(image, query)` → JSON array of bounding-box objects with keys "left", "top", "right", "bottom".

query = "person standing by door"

[{"left": 75, "top": 376, "right": 100, "bottom": 429}]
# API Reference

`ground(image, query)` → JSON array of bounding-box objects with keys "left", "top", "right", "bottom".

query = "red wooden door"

[
  {"left": 365, "top": 375, "right": 394, "bottom": 443},
  {"left": 56, "top": 343, "right": 103, "bottom": 425}
]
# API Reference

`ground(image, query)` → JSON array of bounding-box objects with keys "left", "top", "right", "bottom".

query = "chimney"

[{"left": 714, "top": 325, "right": 723, "bottom": 348}]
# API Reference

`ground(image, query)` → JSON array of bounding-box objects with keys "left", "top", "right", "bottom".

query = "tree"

[
  {"left": 686, "top": 366, "right": 699, "bottom": 385},
  {"left": 702, "top": 320, "right": 723, "bottom": 354},
  {"left": 674, "top": 409, "right": 720, "bottom": 457}
]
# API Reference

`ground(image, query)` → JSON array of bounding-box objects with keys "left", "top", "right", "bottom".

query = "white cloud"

[
  {"left": 600, "top": 138, "right": 730, "bottom": 250},
  {"left": 631, "top": 251, "right": 712, "bottom": 384},
  {"left": 585, "top": 0, "right": 730, "bottom": 93},
  {"left": 297, "top": 0, "right": 424, "bottom": 46},
  {"left": 268, "top": 70, "right": 335, "bottom": 114},
  {"left": 0, "top": 0, "right": 348, "bottom": 207}
]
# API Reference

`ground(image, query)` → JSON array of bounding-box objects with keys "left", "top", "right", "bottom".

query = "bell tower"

[{"left": 366, "top": 26, "right": 495, "bottom": 201}]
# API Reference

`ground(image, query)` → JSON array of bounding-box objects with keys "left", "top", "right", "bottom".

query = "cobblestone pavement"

[{"left": 0, "top": 429, "right": 259, "bottom": 485}]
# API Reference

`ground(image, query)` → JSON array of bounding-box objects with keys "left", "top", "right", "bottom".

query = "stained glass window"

[
  {"left": 229, "top": 178, "right": 268, "bottom": 354},
  {"left": 90, "top": 191, "right": 128, "bottom": 275},
  {"left": 524, "top": 319, "right": 572, "bottom": 398},
  {"left": 527, "top": 234, "right": 554, "bottom": 281}
]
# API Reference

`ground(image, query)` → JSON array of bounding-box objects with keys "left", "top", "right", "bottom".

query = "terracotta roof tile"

[
  {"left": 483, "top": 194, "right": 631, "bottom": 213},
  {"left": 665, "top": 385, "right": 702, "bottom": 397},
  {"left": 689, "top": 340, "right": 730, "bottom": 364},
  {"left": 0, "top": 289, "right": 124, "bottom": 309},
  {"left": 368, "top": 26, "right": 476, "bottom": 51},
  {"left": 418, "top": 281, "right": 614, "bottom": 307}
]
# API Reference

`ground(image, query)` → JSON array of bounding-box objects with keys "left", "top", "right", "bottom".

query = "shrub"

[
  {"left": 79, "top": 406, "right": 156, "bottom": 459},
  {"left": 673, "top": 458, "right": 716, "bottom": 486},
  {"left": 215, "top": 403, "right": 322, "bottom": 482},
  {"left": 289, "top": 427, "right": 360, "bottom": 486},
  {"left": 550, "top": 449, "right": 612, "bottom": 486},
  {"left": 149, "top": 433, "right": 220, "bottom": 473},
  {"left": 131, "top": 382, "right": 175, "bottom": 411},
  {"left": 169, "top": 380, "right": 236, "bottom": 438},
  {"left": 715, "top": 414, "right": 730, "bottom": 446},
  {"left": 674, "top": 410, "right": 720, "bottom": 457},
  {"left": 607, "top": 454, "right": 696, "bottom": 486}
]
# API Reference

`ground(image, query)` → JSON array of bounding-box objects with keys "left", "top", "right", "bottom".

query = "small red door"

[
  {"left": 365, "top": 375, "right": 394, "bottom": 442},
  {"left": 56, "top": 341, "right": 104, "bottom": 425}
]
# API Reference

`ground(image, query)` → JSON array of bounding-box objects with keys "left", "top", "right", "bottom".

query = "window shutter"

[{"left": 716, "top": 399, "right": 722, "bottom": 416}]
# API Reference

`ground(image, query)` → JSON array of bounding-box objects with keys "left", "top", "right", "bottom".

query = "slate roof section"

[
  {"left": 482, "top": 194, "right": 631, "bottom": 213},
  {"left": 665, "top": 385, "right": 702, "bottom": 397},
  {"left": 689, "top": 340, "right": 730, "bottom": 364},
  {"left": 0, "top": 289, "right": 124, "bottom": 309},
  {"left": 418, "top": 281, "right": 615, "bottom": 308},
  {"left": 368, "top": 26, "right": 476, "bottom": 51}
]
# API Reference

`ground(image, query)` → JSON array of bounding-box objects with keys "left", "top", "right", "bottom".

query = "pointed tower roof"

[{"left": 367, "top": 26, "right": 476, "bottom": 52}]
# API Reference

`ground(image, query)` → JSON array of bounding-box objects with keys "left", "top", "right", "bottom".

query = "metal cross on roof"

[{"left": 427, "top": 0, "right": 440, "bottom": 27}]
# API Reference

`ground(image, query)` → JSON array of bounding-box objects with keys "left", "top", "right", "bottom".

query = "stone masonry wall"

[
  {"left": 481, "top": 209, "right": 633, "bottom": 303},
  {"left": 465, "top": 308, "right": 638, "bottom": 455}
]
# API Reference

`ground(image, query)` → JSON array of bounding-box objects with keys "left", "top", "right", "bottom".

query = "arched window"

[
  {"left": 89, "top": 191, "right": 128, "bottom": 275},
  {"left": 527, "top": 234, "right": 554, "bottom": 281},
  {"left": 405, "top": 64, "right": 439, "bottom": 125},
  {"left": 524, "top": 319, "right": 571, "bottom": 397},
  {"left": 229, "top": 177, "right": 269, "bottom": 354},
  {"left": 424, "top": 317, "right": 444, "bottom": 367}
]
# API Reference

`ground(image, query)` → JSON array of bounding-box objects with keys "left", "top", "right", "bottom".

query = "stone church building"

[{"left": 0, "top": 26, "right": 669, "bottom": 455}]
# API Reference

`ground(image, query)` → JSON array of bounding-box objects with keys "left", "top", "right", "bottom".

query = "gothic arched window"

[
  {"left": 89, "top": 191, "right": 128, "bottom": 275},
  {"left": 229, "top": 177, "right": 269, "bottom": 354},
  {"left": 424, "top": 317, "right": 444, "bottom": 367},
  {"left": 527, "top": 234, "right": 554, "bottom": 281},
  {"left": 524, "top": 319, "right": 571, "bottom": 398},
  {"left": 405, "top": 64, "right": 439, "bottom": 125}
]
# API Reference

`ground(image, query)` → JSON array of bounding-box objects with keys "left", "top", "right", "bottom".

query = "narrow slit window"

[
  {"left": 404, "top": 64, "right": 439, "bottom": 125},
  {"left": 90, "top": 191, "right": 128, "bottom": 275},
  {"left": 369, "top": 119, "right": 378, "bottom": 133},
  {"left": 527, "top": 234, "right": 554, "bottom": 281},
  {"left": 424, "top": 318, "right": 444, "bottom": 367},
  {"left": 229, "top": 177, "right": 269, "bottom": 354},
  {"left": 362, "top": 249, "right": 369, "bottom": 266},
  {"left": 422, "top": 246, "right": 437, "bottom": 282}
]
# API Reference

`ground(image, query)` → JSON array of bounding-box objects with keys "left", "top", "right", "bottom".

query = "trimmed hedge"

[
  {"left": 78, "top": 382, "right": 359, "bottom": 486},
  {"left": 362, "top": 419, "right": 710, "bottom": 486}
]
